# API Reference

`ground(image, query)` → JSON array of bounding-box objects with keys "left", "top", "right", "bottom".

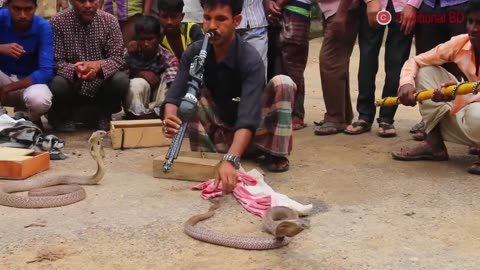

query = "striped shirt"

[
  {"left": 50, "top": 9, "right": 125, "bottom": 97},
  {"left": 400, "top": 34, "right": 478, "bottom": 89},
  {"left": 422, "top": 0, "right": 468, "bottom": 8},
  {"left": 237, "top": 0, "right": 268, "bottom": 29},
  {"left": 103, "top": 0, "right": 143, "bottom": 21}
]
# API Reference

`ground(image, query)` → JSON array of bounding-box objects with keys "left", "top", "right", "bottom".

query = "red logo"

[{"left": 376, "top": 10, "right": 392, "bottom": 25}]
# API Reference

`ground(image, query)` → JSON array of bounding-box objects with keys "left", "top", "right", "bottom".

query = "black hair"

[
  {"left": 466, "top": 0, "right": 480, "bottom": 16},
  {"left": 200, "top": 0, "right": 243, "bottom": 16},
  {"left": 157, "top": 0, "right": 184, "bottom": 13},
  {"left": 6, "top": 0, "right": 37, "bottom": 6},
  {"left": 135, "top": 15, "right": 161, "bottom": 35}
]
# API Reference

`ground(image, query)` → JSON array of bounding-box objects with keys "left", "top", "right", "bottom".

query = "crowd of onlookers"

[{"left": 2, "top": 0, "right": 480, "bottom": 175}]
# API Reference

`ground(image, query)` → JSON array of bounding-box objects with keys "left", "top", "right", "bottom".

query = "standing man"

[
  {"left": 236, "top": 0, "right": 269, "bottom": 72},
  {"left": 313, "top": 0, "right": 360, "bottom": 135},
  {"left": 0, "top": 0, "right": 54, "bottom": 126},
  {"left": 266, "top": 0, "right": 311, "bottom": 130},
  {"left": 49, "top": 0, "right": 129, "bottom": 132},
  {"left": 344, "top": 0, "right": 421, "bottom": 137},
  {"left": 102, "top": 0, "right": 154, "bottom": 46},
  {"left": 163, "top": 0, "right": 297, "bottom": 193}
]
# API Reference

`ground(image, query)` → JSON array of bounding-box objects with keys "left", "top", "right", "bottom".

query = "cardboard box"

[
  {"left": 153, "top": 151, "right": 222, "bottom": 182},
  {"left": 110, "top": 119, "right": 171, "bottom": 150},
  {"left": 153, "top": 151, "right": 259, "bottom": 182},
  {"left": 0, "top": 148, "right": 50, "bottom": 179}
]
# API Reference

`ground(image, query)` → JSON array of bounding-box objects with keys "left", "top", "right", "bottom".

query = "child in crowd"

[
  {"left": 157, "top": 0, "right": 203, "bottom": 60},
  {"left": 123, "top": 15, "right": 179, "bottom": 119}
]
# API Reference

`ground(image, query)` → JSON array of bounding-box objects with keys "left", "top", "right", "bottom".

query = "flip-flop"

[
  {"left": 377, "top": 122, "right": 397, "bottom": 138},
  {"left": 467, "top": 161, "right": 480, "bottom": 175},
  {"left": 292, "top": 117, "right": 307, "bottom": 130},
  {"left": 314, "top": 121, "right": 346, "bottom": 136},
  {"left": 391, "top": 142, "right": 449, "bottom": 161},
  {"left": 265, "top": 155, "right": 290, "bottom": 173},
  {"left": 344, "top": 121, "right": 372, "bottom": 135},
  {"left": 410, "top": 121, "right": 425, "bottom": 134}
]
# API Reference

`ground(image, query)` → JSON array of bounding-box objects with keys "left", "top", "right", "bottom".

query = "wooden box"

[
  {"left": 0, "top": 148, "right": 50, "bottom": 179},
  {"left": 110, "top": 119, "right": 171, "bottom": 150},
  {"left": 153, "top": 151, "right": 223, "bottom": 182},
  {"left": 153, "top": 151, "right": 258, "bottom": 182}
]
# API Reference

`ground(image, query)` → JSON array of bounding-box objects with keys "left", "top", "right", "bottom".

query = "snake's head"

[{"left": 88, "top": 130, "right": 107, "bottom": 156}]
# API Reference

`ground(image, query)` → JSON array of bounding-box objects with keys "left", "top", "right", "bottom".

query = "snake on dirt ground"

[
  {"left": 0, "top": 130, "right": 107, "bottom": 208},
  {"left": 184, "top": 199, "right": 308, "bottom": 250}
]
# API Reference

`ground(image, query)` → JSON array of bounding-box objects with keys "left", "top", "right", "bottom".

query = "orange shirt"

[{"left": 400, "top": 34, "right": 479, "bottom": 88}]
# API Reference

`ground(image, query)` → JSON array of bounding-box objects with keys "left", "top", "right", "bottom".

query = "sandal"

[
  {"left": 468, "top": 146, "right": 480, "bottom": 155},
  {"left": 377, "top": 122, "right": 397, "bottom": 138},
  {"left": 314, "top": 121, "right": 346, "bottom": 136},
  {"left": 391, "top": 141, "right": 449, "bottom": 161},
  {"left": 412, "top": 131, "right": 426, "bottom": 141},
  {"left": 265, "top": 154, "right": 290, "bottom": 173},
  {"left": 344, "top": 121, "right": 372, "bottom": 135},
  {"left": 410, "top": 121, "right": 425, "bottom": 134},
  {"left": 467, "top": 160, "right": 480, "bottom": 175},
  {"left": 292, "top": 117, "right": 307, "bottom": 130}
]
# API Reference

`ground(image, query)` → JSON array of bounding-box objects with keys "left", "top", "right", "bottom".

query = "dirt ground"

[{"left": 1, "top": 38, "right": 480, "bottom": 270}]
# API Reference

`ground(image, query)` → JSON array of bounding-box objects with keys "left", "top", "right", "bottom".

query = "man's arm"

[
  {"left": 51, "top": 18, "right": 76, "bottom": 81},
  {"left": 1, "top": 22, "right": 54, "bottom": 94},
  {"left": 398, "top": 35, "right": 464, "bottom": 106},
  {"left": 143, "top": 0, "right": 153, "bottom": 16},
  {"left": 96, "top": 17, "right": 125, "bottom": 78}
]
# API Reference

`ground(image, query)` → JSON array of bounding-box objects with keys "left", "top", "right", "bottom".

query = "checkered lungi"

[{"left": 187, "top": 75, "right": 297, "bottom": 157}]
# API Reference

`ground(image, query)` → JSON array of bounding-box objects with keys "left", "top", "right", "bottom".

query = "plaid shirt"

[
  {"left": 400, "top": 34, "right": 478, "bottom": 88},
  {"left": 50, "top": 9, "right": 125, "bottom": 97},
  {"left": 125, "top": 45, "right": 179, "bottom": 86}
]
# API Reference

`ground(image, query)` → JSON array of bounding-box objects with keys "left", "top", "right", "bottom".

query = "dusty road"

[{"left": 1, "top": 38, "right": 479, "bottom": 270}]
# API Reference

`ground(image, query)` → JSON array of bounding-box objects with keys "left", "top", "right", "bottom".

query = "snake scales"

[
  {"left": 184, "top": 200, "right": 307, "bottom": 250},
  {"left": 0, "top": 131, "right": 107, "bottom": 208}
]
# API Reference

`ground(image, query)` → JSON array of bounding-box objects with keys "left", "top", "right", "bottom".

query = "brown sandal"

[{"left": 392, "top": 142, "right": 449, "bottom": 161}]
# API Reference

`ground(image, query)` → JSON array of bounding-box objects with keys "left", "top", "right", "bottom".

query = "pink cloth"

[{"left": 192, "top": 171, "right": 273, "bottom": 217}]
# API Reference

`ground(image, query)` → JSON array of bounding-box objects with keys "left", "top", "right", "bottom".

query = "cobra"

[
  {"left": 0, "top": 131, "right": 107, "bottom": 208},
  {"left": 184, "top": 200, "right": 308, "bottom": 250}
]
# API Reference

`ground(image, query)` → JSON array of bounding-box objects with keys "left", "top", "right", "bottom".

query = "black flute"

[{"left": 163, "top": 32, "right": 214, "bottom": 173}]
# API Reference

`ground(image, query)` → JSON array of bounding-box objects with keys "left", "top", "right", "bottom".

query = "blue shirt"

[
  {"left": 0, "top": 8, "right": 54, "bottom": 84},
  {"left": 422, "top": 0, "right": 468, "bottom": 8}
]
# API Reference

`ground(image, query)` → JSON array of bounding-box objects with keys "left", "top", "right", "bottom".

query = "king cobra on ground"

[
  {"left": 184, "top": 200, "right": 308, "bottom": 250},
  {"left": 0, "top": 131, "right": 107, "bottom": 208}
]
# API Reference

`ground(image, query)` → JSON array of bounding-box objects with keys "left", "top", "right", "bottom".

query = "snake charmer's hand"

[
  {"left": 214, "top": 161, "right": 239, "bottom": 194},
  {"left": 163, "top": 114, "right": 182, "bottom": 139},
  {"left": 431, "top": 81, "right": 457, "bottom": 102},
  {"left": 398, "top": 83, "right": 417, "bottom": 106}
]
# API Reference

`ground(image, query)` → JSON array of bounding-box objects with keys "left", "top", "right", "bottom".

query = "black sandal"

[
  {"left": 378, "top": 122, "right": 397, "bottom": 138},
  {"left": 344, "top": 121, "right": 372, "bottom": 135},
  {"left": 265, "top": 155, "right": 290, "bottom": 173}
]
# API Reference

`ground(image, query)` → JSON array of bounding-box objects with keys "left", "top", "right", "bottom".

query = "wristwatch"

[{"left": 222, "top": 153, "right": 241, "bottom": 169}]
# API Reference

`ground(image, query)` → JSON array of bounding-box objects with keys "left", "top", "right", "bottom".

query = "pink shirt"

[
  {"left": 365, "top": 0, "right": 423, "bottom": 13},
  {"left": 317, "top": 0, "right": 360, "bottom": 19}
]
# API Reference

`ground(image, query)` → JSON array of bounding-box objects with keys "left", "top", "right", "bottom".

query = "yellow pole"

[{"left": 375, "top": 81, "right": 480, "bottom": 107}]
